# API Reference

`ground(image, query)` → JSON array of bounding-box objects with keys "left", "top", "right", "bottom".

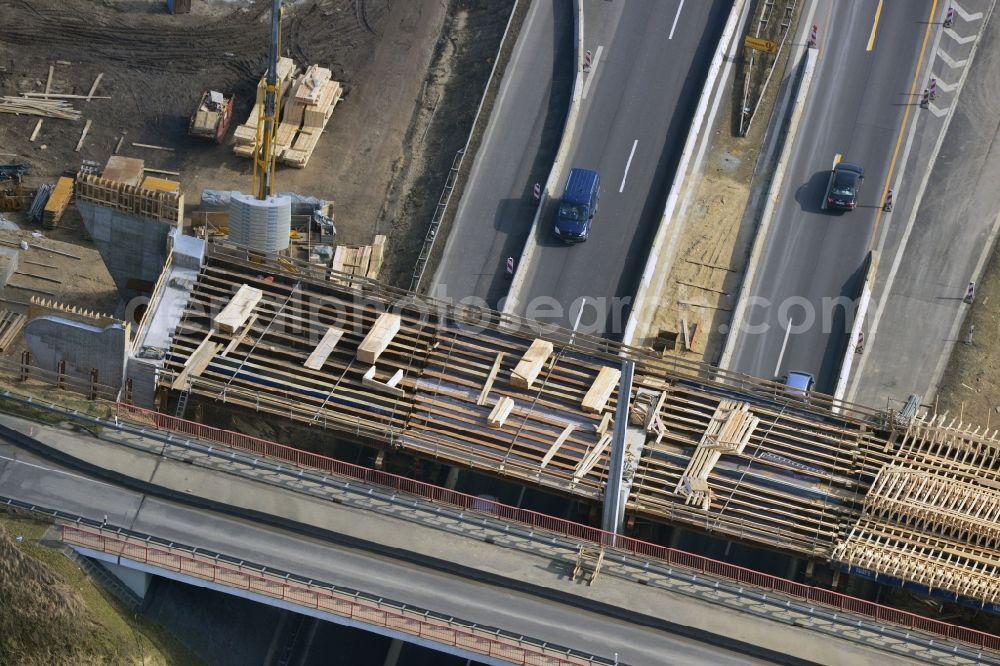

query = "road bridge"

[
  {"left": 1, "top": 401, "right": 996, "bottom": 664},
  {"left": 120, "top": 239, "right": 1000, "bottom": 613}
]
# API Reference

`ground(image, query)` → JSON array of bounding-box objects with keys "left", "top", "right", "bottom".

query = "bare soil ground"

[
  {"left": 936, "top": 241, "right": 1000, "bottom": 427},
  {"left": 644, "top": 1, "right": 801, "bottom": 363},
  {"left": 1, "top": 0, "right": 512, "bottom": 292},
  {"left": 0, "top": 510, "right": 201, "bottom": 665}
]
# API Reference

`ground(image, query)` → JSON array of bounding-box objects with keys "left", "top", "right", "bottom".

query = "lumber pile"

[
  {"left": 329, "top": 235, "right": 385, "bottom": 282},
  {"left": 511, "top": 339, "right": 553, "bottom": 389},
  {"left": 233, "top": 61, "right": 342, "bottom": 169},
  {"left": 357, "top": 312, "right": 400, "bottom": 364},
  {"left": 214, "top": 284, "right": 262, "bottom": 333},
  {"left": 42, "top": 176, "right": 74, "bottom": 229},
  {"left": 0, "top": 96, "right": 81, "bottom": 120},
  {"left": 674, "top": 400, "right": 758, "bottom": 510},
  {"left": 581, "top": 366, "right": 620, "bottom": 414},
  {"left": 232, "top": 57, "right": 297, "bottom": 151},
  {"left": 282, "top": 65, "right": 343, "bottom": 168}
]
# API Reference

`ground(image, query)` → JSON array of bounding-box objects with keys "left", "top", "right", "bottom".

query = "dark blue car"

[{"left": 554, "top": 168, "right": 600, "bottom": 243}]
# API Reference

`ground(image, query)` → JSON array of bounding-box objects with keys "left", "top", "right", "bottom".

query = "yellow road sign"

[{"left": 744, "top": 36, "right": 778, "bottom": 55}]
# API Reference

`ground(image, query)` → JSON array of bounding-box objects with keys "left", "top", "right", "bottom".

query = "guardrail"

[
  {"left": 410, "top": 0, "right": 523, "bottom": 292},
  {"left": 115, "top": 401, "right": 1000, "bottom": 654},
  {"left": 62, "top": 525, "right": 606, "bottom": 666}
]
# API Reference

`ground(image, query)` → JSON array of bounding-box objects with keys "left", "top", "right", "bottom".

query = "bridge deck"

[{"left": 146, "top": 241, "right": 1000, "bottom": 607}]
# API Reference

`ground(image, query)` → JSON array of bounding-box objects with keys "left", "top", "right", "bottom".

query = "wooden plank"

[
  {"left": 131, "top": 142, "right": 174, "bottom": 152},
  {"left": 213, "top": 284, "right": 263, "bottom": 333},
  {"left": 20, "top": 93, "right": 110, "bottom": 100},
  {"left": 114, "top": 135, "right": 124, "bottom": 155},
  {"left": 357, "top": 312, "right": 400, "bottom": 364},
  {"left": 476, "top": 352, "right": 504, "bottom": 406},
  {"left": 43, "top": 65, "right": 53, "bottom": 99},
  {"left": 362, "top": 365, "right": 407, "bottom": 398},
  {"left": 581, "top": 366, "right": 620, "bottom": 414},
  {"left": 680, "top": 316, "right": 691, "bottom": 351},
  {"left": 595, "top": 412, "right": 613, "bottom": 436},
  {"left": 304, "top": 326, "right": 345, "bottom": 370},
  {"left": 367, "top": 235, "right": 386, "bottom": 279},
  {"left": 29, "top": 119, "right": 43, "bottom": 142},
  {"left": 171, "top": 336, "right": 223, "bottom": 389},
  {"left": 540, "top": 425, "right": 576, "bottom": 468},
  {"left": 511, "top": 338, "right": 553, "bottom": 389},
  {"left": 487, "top": 396, "right": 515, "bottom": 428},
  {"left": 143, "top": 167, "right": 181, "bottom": 177},
  {"left": 74, "top": 119, "right": 92, "bottom": 152},
  {"left": 222, "top": 314, "right": 258, "bottom": 356},
  {"left": 86, "top": 73, "right": 103, "bottom": 101},
  {"left": 574, "top": 434, "right": 612, "bottom": 481}
]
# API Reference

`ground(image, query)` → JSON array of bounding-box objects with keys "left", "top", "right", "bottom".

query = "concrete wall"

[
  {"left": 124, "top": 357, "right": 159, "bottom": 408},
  {"left": 25, "top": 315, "right": 127, "bottom": 389},
  {"left": 99, "top": 561, "right": 151, "bottom": 598},
  {"left": 77, "top": 200, "right": 179, "bottom": 300}
]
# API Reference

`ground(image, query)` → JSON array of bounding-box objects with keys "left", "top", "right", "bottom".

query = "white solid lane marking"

[
  {"left": 773, "top": 318, "right": 794, "bottom": 377},
  {"left": 581, "top": 45, "right": 604, "bottom": 100},
  {"left": 669, "top": 0, "right": 685, "bottom": 40},
  {"left": 572, "top": 298, "right": 586, "bottom": 332},
  {"left": 619, "top": 139, "right": 639, "bottom": 193}
]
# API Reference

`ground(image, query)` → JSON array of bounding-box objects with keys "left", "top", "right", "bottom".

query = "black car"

[{"left": 824, "top": 162, "right": 864, "bottom": 211}]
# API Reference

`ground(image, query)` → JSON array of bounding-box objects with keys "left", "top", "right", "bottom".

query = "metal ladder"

[{"left": 174, "top": 384, "right": 191, "bottom": 419}]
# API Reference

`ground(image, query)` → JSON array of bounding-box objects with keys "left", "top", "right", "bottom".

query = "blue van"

[{"left": 554, "top": 168, "right": 600, "bottom": 243}]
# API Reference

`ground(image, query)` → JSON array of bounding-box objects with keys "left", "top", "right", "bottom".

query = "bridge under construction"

[{"left": 130, "top": 240, "right": 1000, "bottom": 612}]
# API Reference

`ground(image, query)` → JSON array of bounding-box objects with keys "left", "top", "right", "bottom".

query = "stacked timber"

[
  {"left": 329, "top": 235, "right": 385, "bottom": 282},
  {"left": 232, "top": 57, "right": 298, "bottom": 157},
  {"left": 233, "top": 61, "right": 342, "bottom": 170},
  {"left": 281, "top": 65, "right": 343, "bottom": 168},
  {"left": 0, "top": 96, "right": 80, "bottom": 120},
  {"left": 42, "top": 176, "right": 73, "bottom": 229}
]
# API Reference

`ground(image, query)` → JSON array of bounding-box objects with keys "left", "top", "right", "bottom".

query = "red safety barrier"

[
  {"left": 62, "top": 525, "right": 598, "bottom": 666},
  {"left": 115, "top": 403, "right": 1000, "bottom": 654}
]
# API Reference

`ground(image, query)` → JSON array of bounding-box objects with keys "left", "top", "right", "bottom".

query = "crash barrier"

[
  {"left": 62, "top": 525, "right": 608, "bottom": 666},
  {"left": 115, "top": 402, "right": 1000, "bottom": 654}
]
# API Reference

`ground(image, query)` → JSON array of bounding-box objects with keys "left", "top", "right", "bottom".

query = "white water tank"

[{"left": 228, "top": 192, "right": 291, "bottom": 253}]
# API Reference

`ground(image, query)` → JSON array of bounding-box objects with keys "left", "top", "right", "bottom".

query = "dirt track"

[{"left": 0, "top": 0, "right": 513, "bottom": 290}]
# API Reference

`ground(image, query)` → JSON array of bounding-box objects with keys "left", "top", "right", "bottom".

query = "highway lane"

[
  {"left": 0, "top": 439, "right": 768, "bottom": 666},
  {"left": 728, "top": 0, "right": 936, "bottom": 391},
  {"left": 430, "top": 0, "right": 573, "bottom": 305},
  {"left": 510, "top": 0, "right": 732, "bottom": 335}
]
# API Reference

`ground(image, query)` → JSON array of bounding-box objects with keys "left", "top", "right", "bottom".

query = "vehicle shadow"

[{"left": 793, "top": 170, "right": 841, "bottom": 215}]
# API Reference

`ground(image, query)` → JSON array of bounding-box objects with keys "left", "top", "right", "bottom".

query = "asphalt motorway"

[
  {"left": 430, "top": 0, "right": 573, "bottom": 306},
  {"left": 510, "top": 0, "right": 731, "bottom": 335},
  {"left": 727, "top": 0, "right": 936, "bottom": 391},
  {"left": 0, "top": 438, "right": 769, "bottom": 666}
]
